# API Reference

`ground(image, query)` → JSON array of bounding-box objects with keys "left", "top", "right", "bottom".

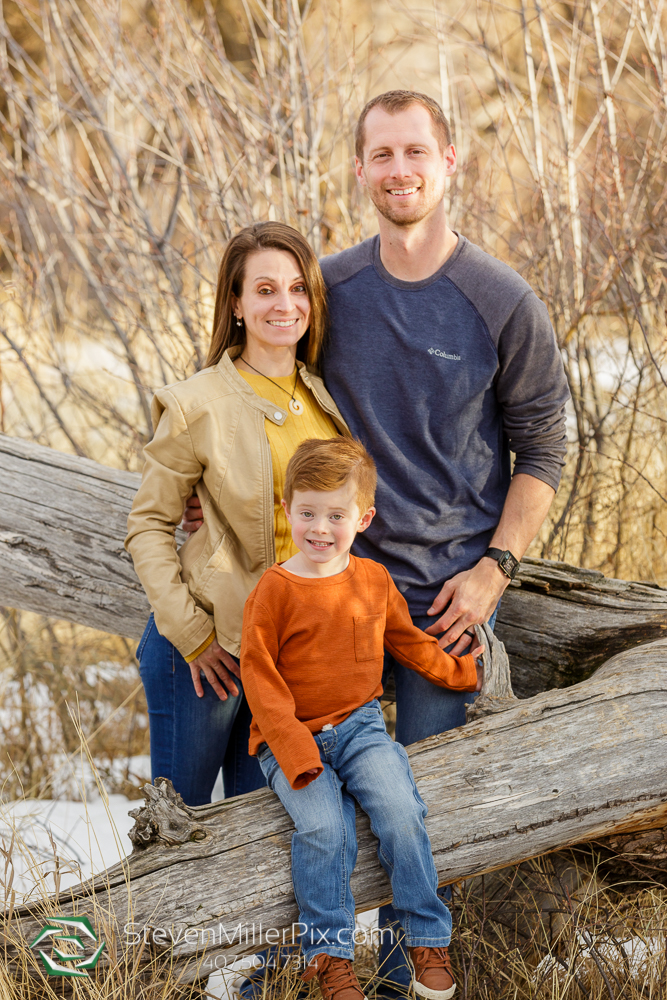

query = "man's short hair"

[
  {"left": 355, "top": 90, "right": 452, "bottom": 162},
  {"left": 284, "top": 438, "right": 377, "bottom": 513}
]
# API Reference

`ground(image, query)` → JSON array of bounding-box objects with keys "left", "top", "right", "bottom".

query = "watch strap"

[
  {"left": 484, "top": 547, "right": 520, "bottom": 580},
  {"left": 485, "top": 547, "right": 505, "bottom": 561}
]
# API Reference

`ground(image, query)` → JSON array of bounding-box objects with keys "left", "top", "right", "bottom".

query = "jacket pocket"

[
  {"left": 179, "top": 521, "right": 212, "bottom": 585},
  {"left": 353, "top": 614, "right": 384, "bottom": 661},
  {"left": 190, "top": 533, "right": 233, "bottom": 610}
]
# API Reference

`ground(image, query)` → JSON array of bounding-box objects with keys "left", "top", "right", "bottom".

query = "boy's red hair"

[{"left": 284, "top": 438, "right": 377, "bottom": 512}]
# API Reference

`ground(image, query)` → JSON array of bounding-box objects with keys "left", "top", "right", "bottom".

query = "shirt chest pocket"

[{"left": 353, "top": 614, "right": 385, "bottom": 661}]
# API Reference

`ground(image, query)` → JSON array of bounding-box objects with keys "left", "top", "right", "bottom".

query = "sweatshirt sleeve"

[
  {"left": 496, "top": 292, "right": 570, "bottom": 491},
  {"left": 241, "top": 594, "right": 324, "bottom": 790},
  {"left": 124, "top": 389, "right": 215, "bottom": 659},
  {"left": 382, "top": 568, "right": 478, "bottom": 692}
]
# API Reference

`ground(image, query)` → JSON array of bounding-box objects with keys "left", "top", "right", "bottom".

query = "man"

[
  {"left": 317, "top": 90, "right": 568, "bottom": 996},
  {"left": 184, "top": 90, "right": 569, "bottom": 996}
]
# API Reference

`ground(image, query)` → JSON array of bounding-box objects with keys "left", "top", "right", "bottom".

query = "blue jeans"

[
  {"left": 377, "top": 607, "right": 499, "bottom": 992},
  {"left": 258, "top": 700, "right": 451, "bottom": 964},
  {"left": 136, "top": 614, "right": 266, "bottom": 806}
]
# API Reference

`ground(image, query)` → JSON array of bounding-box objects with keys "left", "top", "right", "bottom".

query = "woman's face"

[{"left": 232, "top": 249, "right": 311, "bottom": 354}]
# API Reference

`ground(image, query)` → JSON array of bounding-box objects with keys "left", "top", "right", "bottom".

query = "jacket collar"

[{"left": 215, "top": 347, "right": 308, "bottom": 426}]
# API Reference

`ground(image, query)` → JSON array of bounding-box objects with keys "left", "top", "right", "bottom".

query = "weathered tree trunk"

[
  {"left": 1, "top": 434, "right": 666, "bottom": 698},
  {"left": 6, "top": 636, "right": 667, "bottom": 984}
]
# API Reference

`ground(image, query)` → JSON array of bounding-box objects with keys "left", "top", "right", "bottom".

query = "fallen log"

[
  {"left": 5, "top": 635, "right": 667, "bottom": 983},
  {"left": 0, "top": 433, "right": 149, "bottom": 637},
  {"left": 1, "top": 433, "right": 666, "bottom": 697}
]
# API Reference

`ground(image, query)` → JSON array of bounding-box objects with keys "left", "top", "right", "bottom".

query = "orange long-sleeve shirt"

[{"left": 241, "top": 555, "right": 477, "bottom": 790}]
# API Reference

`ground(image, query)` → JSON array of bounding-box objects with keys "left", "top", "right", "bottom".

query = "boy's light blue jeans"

[{"left": 258, "top": 699, "right": 451, "bottom": 964}]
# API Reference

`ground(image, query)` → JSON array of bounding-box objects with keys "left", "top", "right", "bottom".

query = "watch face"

[{"left": 498, "top": 551, "right": 519, "bottom": 579}]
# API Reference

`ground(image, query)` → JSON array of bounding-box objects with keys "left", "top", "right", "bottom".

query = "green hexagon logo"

[{"left": 30, "top": 915, "right": 105, "bottom": 977}]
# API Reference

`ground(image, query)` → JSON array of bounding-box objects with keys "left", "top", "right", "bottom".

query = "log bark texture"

[
  {"left": 0, "top": 433, "right": 148, "bottom": 637},
  {"left": 7, "top": 637, "right": 667, "bottom": 982},
  {"left": 1, "top": 434, "right": 666, "bottom": 698},
  {"left": 500, "top": 557, "right": 667, "bottom": 697}
]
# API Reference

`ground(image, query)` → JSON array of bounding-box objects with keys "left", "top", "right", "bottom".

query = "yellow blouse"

[{"left": 238, "top": 368, "right": 339, "bottom": 562}]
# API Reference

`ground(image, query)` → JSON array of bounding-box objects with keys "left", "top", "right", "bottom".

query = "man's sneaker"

[
  {"left": 301, "top": 954, "right": 366, "bottom": 1000},
  {"left": 408, "top": 947, "right": 456, "bottom": 1000}
]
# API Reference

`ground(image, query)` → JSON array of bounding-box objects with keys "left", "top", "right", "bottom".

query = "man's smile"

[{"left": 387, "top": 186, "right": 420, "bottom": 196}]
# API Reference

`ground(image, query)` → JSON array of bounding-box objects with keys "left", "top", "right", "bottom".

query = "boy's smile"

[{"left": 281, "top": 481, "right": 375, "bottom": 578}]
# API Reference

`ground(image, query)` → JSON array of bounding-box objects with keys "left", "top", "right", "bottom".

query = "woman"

[{"left": 126, "top": 223, "right": 348, "bottom": 807}]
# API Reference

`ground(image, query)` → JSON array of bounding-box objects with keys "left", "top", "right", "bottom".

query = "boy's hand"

[
  {"left": 303, "top": 769, "right": 320, "bottom": 777},
  {"left": 189, "top": 640, "right": 241, "bottom": 700},
  {"left": 182, "top": 493, "right": 203, "bottom": 533},
  {"left": 471, "top": 643, "right": 485, "bottom": 692}
]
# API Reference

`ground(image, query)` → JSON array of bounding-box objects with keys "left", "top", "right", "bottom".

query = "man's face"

[{"left": 355, "top": 104, "right": 456, "bottom": 227}]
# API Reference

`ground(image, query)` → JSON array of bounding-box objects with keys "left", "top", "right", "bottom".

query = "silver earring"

[{"left": 236, "top": 316, "right": 242, "bottom": 327}]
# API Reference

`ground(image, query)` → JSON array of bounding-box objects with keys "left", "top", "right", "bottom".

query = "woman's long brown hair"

[{"left": 206, "top": 222, "right": 328, "bottom": 369}]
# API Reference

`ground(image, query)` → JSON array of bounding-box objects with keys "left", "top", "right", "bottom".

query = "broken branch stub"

[
  {"left": 466, "top": 622, "right": 520, "bottom": 721},
  {"left": 128, "top": 778, "right": 208, "bottom": 849}
]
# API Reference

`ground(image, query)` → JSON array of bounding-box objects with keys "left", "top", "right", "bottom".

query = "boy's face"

[{"left": 283, "top": 480, "right": 375, "bottom": 567}]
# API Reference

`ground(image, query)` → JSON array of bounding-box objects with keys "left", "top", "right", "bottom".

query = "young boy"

[{"left": 240, "top": 438, "right": 483, "bottom": 1000}]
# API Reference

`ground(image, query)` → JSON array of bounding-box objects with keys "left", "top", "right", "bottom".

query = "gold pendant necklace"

[{"left": 240, "top": 357, "right": 303, "bottom": 416}]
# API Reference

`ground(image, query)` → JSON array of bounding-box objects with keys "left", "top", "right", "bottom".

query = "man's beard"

[{"left": 368, "top": 180, "right": 446, "bottom": 227}]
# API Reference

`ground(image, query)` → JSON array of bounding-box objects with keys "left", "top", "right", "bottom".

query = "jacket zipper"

[{"left": 258, "top": 410, "right": 276, "bottom": 570}]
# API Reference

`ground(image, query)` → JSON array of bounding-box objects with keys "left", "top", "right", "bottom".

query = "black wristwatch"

[{"left": 484, "top": 547, "right": 520, "bottom": 580}]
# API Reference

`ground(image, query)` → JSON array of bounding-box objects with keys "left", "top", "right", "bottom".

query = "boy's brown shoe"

[
  {"left": 301, "top": 953, "right": 366, "bottom": 1000},
  {"left": 408, "top": 947, "right": 456, "bottom": 1000}
]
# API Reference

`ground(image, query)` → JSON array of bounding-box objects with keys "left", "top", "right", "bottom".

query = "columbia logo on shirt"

[{"left": 427, "top": 347, "right": 462, "bottom": 361}]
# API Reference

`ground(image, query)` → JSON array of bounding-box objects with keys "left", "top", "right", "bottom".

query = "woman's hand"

[{"left": 189, "top": 640, "right": 241, "bottom": 700}]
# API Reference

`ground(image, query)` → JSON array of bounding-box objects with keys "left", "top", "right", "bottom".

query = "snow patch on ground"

[{"left": 0, "top": 793, "right": 137, "bottom": 903}]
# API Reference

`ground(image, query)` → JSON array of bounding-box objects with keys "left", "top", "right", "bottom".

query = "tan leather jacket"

[{"left": 125, "top": 349, "right": 349, "bottom": 659}]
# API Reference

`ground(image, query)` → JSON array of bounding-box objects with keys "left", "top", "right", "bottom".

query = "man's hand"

[
  {"left": 426, "top": 473, "right": 557, "bottom": 654},
  {"left": 424, "top": 560, "right": 510, "bottom": 654},
  {"left": 182, "top": 494, "right": 203, "bottom": 533},
  {"left": 189, "top": 640, "right": 241, "bottom": 700}
]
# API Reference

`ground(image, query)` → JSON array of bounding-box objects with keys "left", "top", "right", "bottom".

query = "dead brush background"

[{"left": 0, "top": 0, "right": 666, "bottom": 996}]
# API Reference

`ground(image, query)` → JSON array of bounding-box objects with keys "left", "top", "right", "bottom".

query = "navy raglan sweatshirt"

[{"left": 320, "top": 234, "right": 570, "bottom": 616}]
